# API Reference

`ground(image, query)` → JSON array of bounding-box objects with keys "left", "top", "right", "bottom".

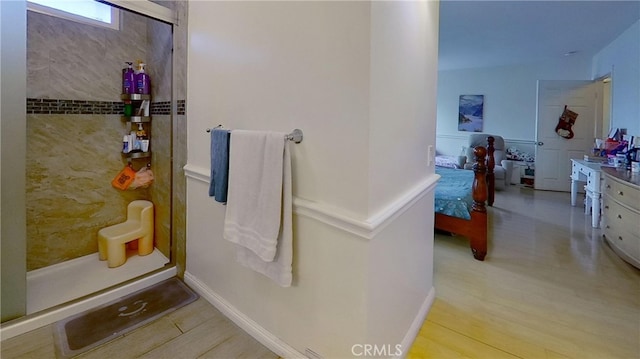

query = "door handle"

[{"left": 536, "top": 141, "right": 544, "bottom": 146}]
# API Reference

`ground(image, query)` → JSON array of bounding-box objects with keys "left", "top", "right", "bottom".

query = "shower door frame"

[{"left": 1, "top": 0, "right": 28, "bottom": 323}]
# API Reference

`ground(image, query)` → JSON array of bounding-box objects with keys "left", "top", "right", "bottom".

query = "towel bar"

[
  {"left": 205, "top": 124, "right": 223, "bottom": 133},
  {"left": 205, "top": 127, "right": 303, "bottom": 144},
  {"left": 286, "top": 129, "right": 303, "bottom": 143}
]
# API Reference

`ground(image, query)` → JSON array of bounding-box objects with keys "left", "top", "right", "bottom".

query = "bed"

[
  {"left": 434, "top": 137, "right": 495, "bottom": 260},
  {"left": 435, "top": 155, "right": 463, "bottom": 169}
]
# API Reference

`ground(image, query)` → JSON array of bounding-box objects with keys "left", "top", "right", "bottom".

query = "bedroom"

[
  {"left": 435, "top": 1, "right": 639, "bottom": 186},
  {"left": 432, "top": 0, "right": 639, "bottom": 259},
  {"left": 420, "top": 1, "right": 640, "bottom": 357}
]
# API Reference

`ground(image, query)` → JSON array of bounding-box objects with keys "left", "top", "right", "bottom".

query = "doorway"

[
  {"left": 534, "top": 80, "right": 599, "bottom": 192},
  {"left": 600, "top": 76, "right": 612, "bottom": 139}
]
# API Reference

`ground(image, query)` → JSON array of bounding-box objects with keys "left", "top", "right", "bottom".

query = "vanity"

[{"left": 601, "top": 167, "right": 640, "bottom": 269}]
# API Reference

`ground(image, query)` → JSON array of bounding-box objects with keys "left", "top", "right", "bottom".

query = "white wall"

[
  {"left": 592, "top": 20, "right": 640, "bottom": 138},
  {"left": 436, "top": 19, "right": 640, "bottom": 156},
  {"left": 436, "top": 55, "right": 592, "bottom": 156},
  {"left": 185, "top": 1, "right": 438, "bottom": 357},
  {"left": 187, "top": 1, "right": 371, "bottom": 218},
  {"left": 368, "top": 1, "right": 437, "bottom": 214}
]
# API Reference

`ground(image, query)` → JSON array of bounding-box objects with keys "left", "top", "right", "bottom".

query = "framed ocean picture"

[{"left": 458, "top": 95, "right": 484, "bottom": 132}]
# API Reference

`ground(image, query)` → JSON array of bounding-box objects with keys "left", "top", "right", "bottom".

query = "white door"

[{"left": 535, "top": 80, "right": 599, "bottom": 192}]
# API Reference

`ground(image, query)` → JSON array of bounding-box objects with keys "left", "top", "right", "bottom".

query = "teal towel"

[{"left": 209, "top": 128, "right": 230, "bottom": 202}]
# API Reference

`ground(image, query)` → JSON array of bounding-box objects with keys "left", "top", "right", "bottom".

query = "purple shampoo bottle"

[
  {"left": 136, "top": 63, "right": 151, "bottom": 95},
  {"left": 122, "top": 62, "right": 135, "bottom": 94}
]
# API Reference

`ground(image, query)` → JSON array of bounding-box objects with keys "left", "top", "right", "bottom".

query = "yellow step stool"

[{"left": 98, "top": 200, "right": 154, "bottom": 268}]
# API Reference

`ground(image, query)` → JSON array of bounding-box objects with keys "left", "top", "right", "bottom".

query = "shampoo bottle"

[
  {"left": 122, "top": 62, "right": 135, "bottom": 94},
  {"left": 136, "top": 63, "right": 151, "bottom": 95},
  {"left": 136, "top": 123, "right": 147, "bottom": 140},
  {"left": 136, "top": 123, "right": 149, "bottom": 152},
  {"left": 130, "top": 130, "right": 138, "bottom": 151},
  {"left": 122, "top": 135, "right": 130, "bottom": 153}
]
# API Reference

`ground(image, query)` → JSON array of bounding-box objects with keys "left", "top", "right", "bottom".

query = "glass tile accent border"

[
  {"left": 27, "top": 98, "right": 123, "bottom": 114},
  {"left": 151, "top": 101, "right": 171, "bottom": 115},
  {"left": 27, "top": 98, "right": 186, "bottom": 115},
  {"left": 177, "top": 100, "right": 185, "bottom": 115}
]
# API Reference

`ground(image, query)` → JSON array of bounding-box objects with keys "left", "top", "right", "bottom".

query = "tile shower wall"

[{"left": 26, "top": 9, "right": 175, "bottom": 270}]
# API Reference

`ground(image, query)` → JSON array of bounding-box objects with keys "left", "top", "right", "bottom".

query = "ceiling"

[{"left": 438, "top": 0, "right": 640, "bottom": 71}]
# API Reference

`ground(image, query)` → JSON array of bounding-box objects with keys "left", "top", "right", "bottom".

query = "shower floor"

[{"left": 27, "top": 249, "right": 169, "bottom": 314}]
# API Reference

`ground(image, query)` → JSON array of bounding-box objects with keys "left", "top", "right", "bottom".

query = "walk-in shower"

[{"left": 1, "top": 0, "right": 187, "bottom": 338}]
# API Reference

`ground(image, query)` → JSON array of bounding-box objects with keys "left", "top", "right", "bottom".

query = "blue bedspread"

[{"left": 435, "top": 167, "right": 474, "bottom": 220}]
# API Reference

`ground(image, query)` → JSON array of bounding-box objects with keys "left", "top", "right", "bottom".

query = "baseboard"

[
  {"left": 0, "top": 267, "right": 176, "bottom": 341},
  {"left": 183, "top": 271, "right": 304, "bottom": 358},
  {"left": 395, "top": 286, "right": 436, "bottom": 358},
  {"left": 184, "top": 271, "right": 434, "bottom": 359}
]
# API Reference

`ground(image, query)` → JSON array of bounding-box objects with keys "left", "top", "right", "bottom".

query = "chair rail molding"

[
  {"left": 436, "top": 133, "right": 536, "bottom": 146},
  {"left": 183, "top": 164, "right": 439, "bottom": 240}
]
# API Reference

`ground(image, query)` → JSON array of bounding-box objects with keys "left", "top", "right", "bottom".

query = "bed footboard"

[
  {"left": 486, "top": 136, "right": 495, "bottom": 206},
  {"left": 435, "top": 146, "right": 488, "bottom": 260}
]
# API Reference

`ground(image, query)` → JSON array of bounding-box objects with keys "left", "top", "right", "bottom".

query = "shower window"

[{"left": 27, "top": 0, "right": 119, "bottom": 29}]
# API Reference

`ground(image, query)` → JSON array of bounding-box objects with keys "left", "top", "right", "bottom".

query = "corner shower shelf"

[
  {"left": 121, "top": 93, "right": 151, "bottom": 162},
  {"left": 121, "top": 93, "right": 151, "bottom": 101},
  {"left": 121, "top": 116, "right": 151, "bottom": 123},
  {"left": 124, "top": 151, "right": 151, "bottom": 159}
]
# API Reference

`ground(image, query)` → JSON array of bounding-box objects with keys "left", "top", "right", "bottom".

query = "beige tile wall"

[{"left": 26, "top": 114, "right": 150, "bottom": 269}]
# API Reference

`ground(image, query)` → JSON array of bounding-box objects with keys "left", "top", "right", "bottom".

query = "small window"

[{"left": 27, "top": 0, "right": 120, "bottom": 30}]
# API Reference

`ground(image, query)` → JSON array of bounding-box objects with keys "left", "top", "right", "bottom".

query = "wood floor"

[
  {"left": 3, "top": 186, "right": 639, "bottom": 358},
  {"left": 0, "top": 297, "right": 277, "bottom": 359},
  {"left": 408, "top": 186, "right": 640, "bottom": 359}
]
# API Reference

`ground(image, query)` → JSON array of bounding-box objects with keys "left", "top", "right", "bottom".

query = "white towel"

[
  {"left": 235, "top": 141, "right": 292, "bottom": 287},
  {"left": 224, "top": 130, "right": 284, "bottom": 261}
]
